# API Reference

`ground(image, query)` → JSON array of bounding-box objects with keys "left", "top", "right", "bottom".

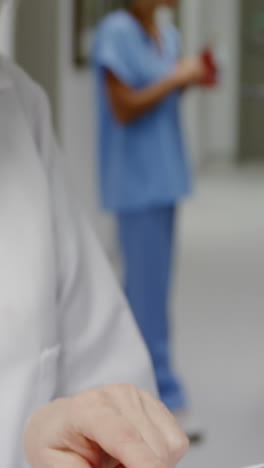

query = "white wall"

[
  {"left": 181, "top": 0, "right": 240, "bottom": 166},
  {"left": 180, "top": 0, "right": 205, "bottom": 167},
  {"left": 202, "top": 0, "right": 240, "bottom": 164}
]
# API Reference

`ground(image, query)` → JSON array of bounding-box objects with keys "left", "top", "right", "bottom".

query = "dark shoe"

[{"left": 173, "top": 410, "right": 205, "bottom": 446}]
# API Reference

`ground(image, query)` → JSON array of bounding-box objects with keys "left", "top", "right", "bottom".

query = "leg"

[{"left": 117, "top": 206, "right": 186, "bottom": 411}]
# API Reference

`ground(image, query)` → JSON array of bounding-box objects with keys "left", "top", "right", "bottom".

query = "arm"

[
  {"left": 105, "top": 58, "right": 206, "bottom": 124},
  {"left": 56, "top": 201, "right": 158, "bottom": 398},
  {"left": 106, "top": 69, "right": 183, "bottom": 124},
  {"left": 34, "top": 88, "right": 158, "bottom": 398}
]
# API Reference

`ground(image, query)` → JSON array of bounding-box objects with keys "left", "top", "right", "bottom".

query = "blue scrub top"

[{"left": 92, "top": 10, "right": 192, "bottom": 212}]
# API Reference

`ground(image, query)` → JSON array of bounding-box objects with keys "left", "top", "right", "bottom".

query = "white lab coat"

[{"left": 0, "top": 55, "right": 157, "bottom": 467}]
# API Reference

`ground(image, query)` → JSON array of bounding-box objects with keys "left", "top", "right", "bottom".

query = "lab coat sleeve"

[
  {"left": 57, "top": 209, "right": 158, "bottom": 397},
  {"left": 33, "top": 84, "right": 158, "bottom": 398}
]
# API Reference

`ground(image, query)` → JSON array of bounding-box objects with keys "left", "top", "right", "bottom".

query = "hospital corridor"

[{"left": 0, "top": 0, "right": 263, "bottom": 467}]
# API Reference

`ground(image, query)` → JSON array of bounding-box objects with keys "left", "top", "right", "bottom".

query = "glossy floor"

[{"left": 172, "top": 168, "right": 264, "bottom": 468}]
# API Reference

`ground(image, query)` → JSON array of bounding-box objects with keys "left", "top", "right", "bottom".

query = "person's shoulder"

[
  {"left": 1, "top": 56, "right": 44, "bottom": 97},
  {"left": 93, "top": 11, "right": 137, "bottom": 61},
  {"left": 1, "top": 55, "right": 51, "bottom": 119},
  {"left": 0, "top": 56, "right": 53, "bottom": 153},
  {"left": 96, "top": 10, "right": 136, "bottom": 41}
]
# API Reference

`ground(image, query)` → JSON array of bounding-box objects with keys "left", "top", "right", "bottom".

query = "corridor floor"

[{"left": 173, "top": 168, "right": 264, "bottom": 468}]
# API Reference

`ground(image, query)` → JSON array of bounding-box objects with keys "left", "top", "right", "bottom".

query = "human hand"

[
  {"left": 25, "top": 384, "right": 189, "bottom": 468},
  {"left": 172, "top": 57, "right": 207, "bottom": 87}
]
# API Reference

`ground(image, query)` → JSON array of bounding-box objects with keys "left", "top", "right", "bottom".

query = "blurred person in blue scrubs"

[{"left": 93, "top": 0, "right": 209, "bottom": 440}]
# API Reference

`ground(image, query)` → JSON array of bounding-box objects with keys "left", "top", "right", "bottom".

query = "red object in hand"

[{"left": 200, "top": 47, "right": 219, "bottom": 87}]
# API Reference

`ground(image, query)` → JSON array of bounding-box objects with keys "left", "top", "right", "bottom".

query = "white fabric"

[{"left": 0, "top": 56, "right": 157, "bottom": 468}]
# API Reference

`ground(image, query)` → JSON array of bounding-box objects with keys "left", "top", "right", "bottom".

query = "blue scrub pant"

[{"left": 117, "top": 205, "right": 186, "bottom": 411}]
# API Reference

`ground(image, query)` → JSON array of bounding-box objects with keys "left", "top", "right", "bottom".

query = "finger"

[
  {"left": 140, "top": 391, "right": 189, "bottom": 466},
  {"left": 108, "top": 385, "right": 169, "bottom": 464},
  {"left": 71, "top": 397, "right": 166, "bottom": 468},
  {"left": 42, "top": 449, "right": 92, "bottom": 468}
]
